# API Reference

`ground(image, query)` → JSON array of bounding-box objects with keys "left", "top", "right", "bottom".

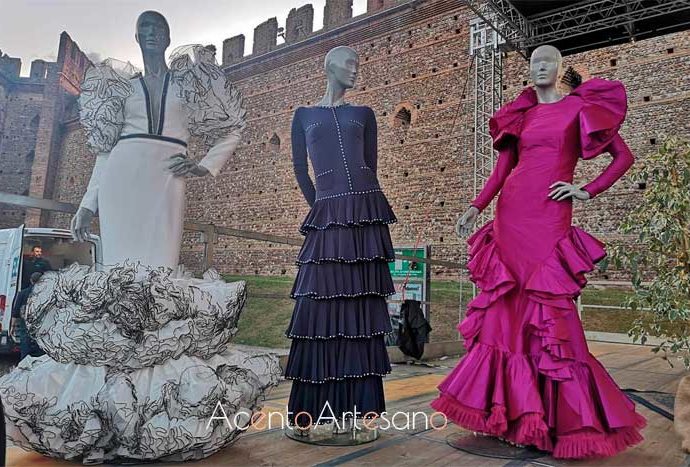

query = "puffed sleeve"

[
  {"left": 488, "top": 87, "right": 538, "bottom": 151},
  {"left": 169, "top": 45, "right": 246, "bottom": 177},
  {"left": 571, "top": 78, "right": 628, "bottom": 160},
  {"left": 78, "top": 60, "right": 134, "bottom": 153},
  {"left": 469, "top": 87, "right": 535, "bottom": 211},
  {"left": 78, "top": 60, "right": 136, "bottom": 213}
]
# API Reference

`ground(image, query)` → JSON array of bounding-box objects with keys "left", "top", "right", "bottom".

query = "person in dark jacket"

[
  {"left": 10, "top": 272, "right": 45, "bottom": 359},
  {"left": 21, "top": 245, "right": 51, "bottom": 289}
]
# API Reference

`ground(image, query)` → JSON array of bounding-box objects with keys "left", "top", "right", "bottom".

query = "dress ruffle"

[
  {"left": 290, "top": 261, "right": 395, "bottom": 299},
  {"left": 288, "top": 377, "right": 386, "bottom": 425},
  {"left": 297, "top": 223, "right": 395, "bottom": 264},
  {"left": 488, "top": 78, "right": 627, "bottom": 158},
  {"left": 435, "top": 221, "right": 646, "bottom": 459},
  {"left": 26, "top": 264, "right": 247, "bottom": 371},
  {"left": 2, "top": 263, "right": 281, "bottom": 463},
  {"left": 286, "top": 188, "right": 395, "bottom": 425},
  {"left": 285, "top": 335, "right": 391, "bottom": 383},
  {"left": 299, "top": 191, "right": 397, "bottom": 234},
  {"left": 0, "top": 348, "right": 280, "bottom": 463},
  {"left": 286, "top": 296, "right": 392, "bottom": 339}
]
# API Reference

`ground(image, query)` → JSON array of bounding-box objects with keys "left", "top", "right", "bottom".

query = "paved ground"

[{"left": 7, "top": 342, "right": 687, "bottom": 466}]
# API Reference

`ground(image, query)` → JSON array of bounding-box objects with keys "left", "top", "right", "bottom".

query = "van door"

[{"left": 0, "top": 225, "right": 24, "bottom": 340}]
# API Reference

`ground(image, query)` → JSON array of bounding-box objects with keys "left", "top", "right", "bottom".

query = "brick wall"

[
  {"left": 6, "top": 0, "right": 690, "bottom": 282},
  {"left": 0, "top": 83, "right": 44, "bottom": 228}
]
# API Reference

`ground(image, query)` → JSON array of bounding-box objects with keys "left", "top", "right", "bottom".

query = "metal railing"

[{"left": 0, "top": 192, "right": 649, "bottom": 346}]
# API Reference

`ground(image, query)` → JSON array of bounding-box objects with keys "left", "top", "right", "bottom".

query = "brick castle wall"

[{"left": 3, "top": 0, "right": 690, "bottom": 281}]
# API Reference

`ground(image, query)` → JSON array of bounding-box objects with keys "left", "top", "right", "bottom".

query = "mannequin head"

[
  {"left": 136, "top": 11, "right": 170, "bottom": 56},
  {"left": 529, "top": 45, "right": 562, "bottom": 88},
  {"left": 324, "top": 46, "right": 359, "bottom": 89}
]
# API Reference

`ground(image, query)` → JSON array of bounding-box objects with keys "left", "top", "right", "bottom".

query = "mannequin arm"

[
  {"left": 292, "top": 110, "right": 316, "bottom": 207},
  {"left": 470, "top": 145, "right": 518, "bottom": 212},
  {"left": 364, "top": 108, "right": 378, "bottom": 174},
  {"left": 79, "top": 152, "right": 110, "bottom": 213},
  {"left": 197, "top": 128, "right": 242, "bottom": 177},
  {"left": 582, "top": 134, "right": 634, "bottom": 198}
]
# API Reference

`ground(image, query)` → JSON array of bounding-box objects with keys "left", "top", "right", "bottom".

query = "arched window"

[
  {"left": 394, "top": 107, "right": 412, "bottom": 128},
  {"left": 269, "top": 133, "right": 281, "bottom": 153}
]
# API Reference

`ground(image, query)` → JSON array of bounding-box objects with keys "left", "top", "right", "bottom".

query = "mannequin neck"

[
  {"left": 141, "top": 50, "right": 168, "bottom": 78},
  {"left": 317, "top": 77, "right": 348, "bottom": 107},
  {"left": 534, "top": 83, "right": 564, "bottom": 104}
]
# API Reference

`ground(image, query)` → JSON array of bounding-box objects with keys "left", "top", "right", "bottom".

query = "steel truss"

[{"left": 462, "top": 0, "right": 690, "bottom": 217}]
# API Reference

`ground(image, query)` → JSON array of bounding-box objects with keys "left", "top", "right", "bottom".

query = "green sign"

[{"left": 389, "top": 247, "right": 426, "bottom": 279}]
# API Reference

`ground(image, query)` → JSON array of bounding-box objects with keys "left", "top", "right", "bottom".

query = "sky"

[{"left": 0, "top": 0, "right": 368, "bottom": 76}]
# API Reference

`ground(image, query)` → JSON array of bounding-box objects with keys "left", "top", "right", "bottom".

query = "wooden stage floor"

[{"left": 8, "top": 342, "right": 687, "bottom": 467}]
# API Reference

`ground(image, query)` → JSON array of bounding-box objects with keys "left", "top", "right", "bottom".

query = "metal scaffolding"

[
  {"left": 462, "top": 0, "right": 690, "bottom": 214},
  {"left": 469, "top": 17, "right": 505, "bottom": 223}
]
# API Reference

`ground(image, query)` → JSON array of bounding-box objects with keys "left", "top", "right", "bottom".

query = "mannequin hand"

[
  {"left": 70, "top": 207, "right": 95, "bottom": 242},
  {"left": 455, "top": 206, "right": 479, "bottom": 238},
  {"left": 168, "top": 154, "right": 210, "bottom": 177},
  {"left": 9, "top": 318, "right": 17, "bottom": 338},
  {"left": 548, "top": 181, "right": 591, "bottom": 201}
]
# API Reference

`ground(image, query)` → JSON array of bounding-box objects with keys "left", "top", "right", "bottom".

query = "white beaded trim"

[
  {"left": 304, "top": 122, "right": 322, "bottom": 132},
  {"left": 314, "top": 188, "right": 383, "bottom": 201},
  {"left": 361, "top": 166, "right": 372, "bottom": 170},
  {"left": 299, "top": 219, "right": 397, "bottom": 233},
  {"left": 291, "top": 291, "right": 395, "bottom": 299},
  {"left": 316, "top": 169, "right": 333, "bottom": 178},
  {"left": 313, "top": 102, "right": 350, "bottom": 108},
  {"left": 285, "top": 372, "right": 391, "bottom": 384},
  {"left": 349, "top": 119, "right": 365, "bottom": 128},
  {"left": 286, "top": 330, "right": 393, "bottom": 339},
  {"left": 331, "top": 107, "right": 353, "bottom": 191},
  {"left": 296, "top": 256, "right": 395, "bottom": 265}
]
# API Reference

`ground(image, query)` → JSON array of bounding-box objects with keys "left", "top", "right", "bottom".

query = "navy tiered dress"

[{"left": 286, "top": 104, "right": 397, "bottom": 426}]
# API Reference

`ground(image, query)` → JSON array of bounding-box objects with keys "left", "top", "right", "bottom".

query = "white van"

[{"left": 0, "top": 225, "right": 101, "bottom": 353}]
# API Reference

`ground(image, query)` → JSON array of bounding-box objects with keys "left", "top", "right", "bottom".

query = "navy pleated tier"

[{"left": 285, "top": 191, "right": 396, "bottom": 426}]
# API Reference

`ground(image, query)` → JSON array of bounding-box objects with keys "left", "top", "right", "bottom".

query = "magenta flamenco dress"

[{"left": 431, "top": 78, "right": 646, "bottom": 459}]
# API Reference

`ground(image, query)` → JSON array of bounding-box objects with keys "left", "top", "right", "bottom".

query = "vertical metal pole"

[{"left": 463, "top": 15, "right": 505, "bottom": 340}]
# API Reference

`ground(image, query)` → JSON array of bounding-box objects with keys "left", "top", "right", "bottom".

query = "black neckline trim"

[
  {"left": 157, "top": 73, "right": 170, "bottom": 135},
  {"left": 138, "top": 76, "right": 154, "bottom": 134}
]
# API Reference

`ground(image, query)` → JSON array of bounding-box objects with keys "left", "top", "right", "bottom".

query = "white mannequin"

[{"left": 71, "top": 11, "right": 209, "bottom": 243}]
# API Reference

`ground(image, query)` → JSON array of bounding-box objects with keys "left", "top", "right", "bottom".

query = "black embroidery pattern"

[
  {"left": 78, "top": 60, "right": 138, "bottom": 153},
  {"left": 0, "top": 264, "right": 281, "bottom": 463},
  {"left": 169, "top": 45, "right": 247, "bottom": 146}
]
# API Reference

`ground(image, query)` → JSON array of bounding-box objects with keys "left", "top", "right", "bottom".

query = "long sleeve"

[
  {"left": 364, "top": 108, "right": 378, "bottom": 174},
  {"left": 197, "top": 128, "right": 242, "bottom": 177},
  {"left": 470, "top": 145, "right": 518, "bottom": 212},
  {"left": 79, "top": 152, "right": 110, "bottom": 213},
  {"left": 581, "top": 133, "right": 634, "bottom": 198},
  {"left": 291, "top": 109, "right": 316, "bottom": 207}
]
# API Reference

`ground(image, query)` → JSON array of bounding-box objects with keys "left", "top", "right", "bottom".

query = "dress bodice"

[
  {"left": 292, "top": 104, "right": 381, "bottom": 205},
  {"left": 120, "top": 74, "right": 190, "bottom": 146}
]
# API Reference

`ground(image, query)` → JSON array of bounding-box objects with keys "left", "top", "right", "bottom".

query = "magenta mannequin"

[{"left": 432, "top": 45, "right": 645, "bottom": 459}]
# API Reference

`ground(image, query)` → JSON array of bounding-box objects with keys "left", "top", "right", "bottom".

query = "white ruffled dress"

[{"left": 0, "top": 47, "right": 281, "bottom": 463}]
